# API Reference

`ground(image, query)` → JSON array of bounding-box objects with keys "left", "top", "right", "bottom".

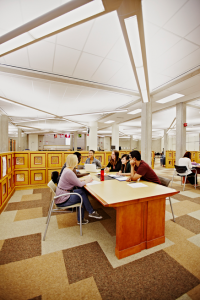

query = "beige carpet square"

[
  {"left": 165, "top": 220, "right": 195, "bottom": 244},
  {"left": 166, "top": 201, "right": 200, "bottom": 217},
  {"left": 0, "top": 251, "right": 68, "bottom": 300},
  {"left": 56, "top": 213, "right": 78, "bottom": 229},
  {"left": 187, "top": 284, "right": 200, "bottom": 300},
  {"left": 21, "top": 194, "right": 42, "bottom": 202},
  {"left": 14, "top": 207, "right": 43, "bottom": 222}
]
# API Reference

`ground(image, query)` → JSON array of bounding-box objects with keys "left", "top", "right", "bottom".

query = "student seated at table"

[
  {"left": 105, "top": 150, "right": 122, "bottom": 172},
  {"left": 116, "top": 154, "right": 131, "bottom": 176},
  {"left": 127, "top": 150, "right": 161, "bottom": 184},
  {"left": 56, "top": 154, "right": 102, "bottom": 224},
  {"left": 179, "top": 152, "right": 198, "bottom": 186},
  {"left": 84, "top": 150, "right": 101, "bottom": 168}
]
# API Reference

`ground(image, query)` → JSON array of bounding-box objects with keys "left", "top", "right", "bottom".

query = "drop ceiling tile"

[
  {"left": 164, "top": 0, "right": 200, "bottom": 37},
  {"left": 83, "top": 11, "right": 121, "bottom": 57},
  {"left": 106, "top": 37, "right": 130, "bottom": 64},
  {"left": 107, "top": 65, "right": 136, "bottom": 88},
  {"left": 4, "top": 47, "right": 30, "bottom": 68},
  {"left": 186, "top": 25, "right": 200, "bottom": 46},
  {"left": 181, "top": 83, "right": 200, "bottom": 96},
  {"left": 143, "top": 21, "right": 160, "bottom": 40},
  {"left": 0, "top": 0, "right": 22, "bottom": 33},
  {"left": 28, "top": 41, "right": 55, "bottom": 72},
  {"left": 43, "top": 35, "right": 57, "bottom": 44},
  {"left": 73, "top": 52, "right": 103, "bottom": 80},
  {"left": 142, "top": 0, "right": 187, "bottom": 27},
  {"left": 149, "top": 72, "right": 172, "bottom": 90},
  {"left": 53, "top": 45, "right": 80, "bottom": 76},
  {"left": 167, "top": 76, "right": 200, "bottom": 93},
  {"left": 161, "top": 48, "right": 200, "bottom": 77},
  {"left": 120, "top": 77, "right": 138, "bottom": 91},
  {"left": 91, "top": 59, "right": 123, "bottom": 83},
  {"left": 154, "top": 39, "right": 199, "bottom": 73},
  {"left": 56, "top": 20, "right": 94, "bottom": 51}
]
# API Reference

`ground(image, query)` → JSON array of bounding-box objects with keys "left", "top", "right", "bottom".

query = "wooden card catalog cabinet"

[
  {"left": 2, "top": 156, "right": 7, "bottom": 178},
  {"left": 47, "top": 169, "right": 61, "bottom": 182},
  {"left": 8, "top": 175, "right": 12, "bottom": 194},
  {"left": 15, "top": 154, "right": 28, "bottom": 169},
  {"left": 94, "top": 154, "right": 104, "bottom": 166},
  {"left": 105, "top": 152, "right": 112, "bottom": 165},
  {"left": 173, "top": 152, "right": 176, "bottom": 159},
  {"left": 81, "top": 155, "right": 88, "bottom": 165},
  {"left": 12, "top": 154, "right": 15, "bottom": 170},
  {"left": 47, "top": 153, "right": 62, "bottom": 168},
  {"left": 7, "top": 154, "right": 12, "bottom": 174},
  {"left": 15, "top": 171, "right": 29, "bottom": 186},
  {"left": 1, "top": 177, "right": 8, "bottom": 203},
  {"left": 31, "top": 170, "right": 46, "bottom": 185},
  {"left": 31, "top": 153, "right": 46, "bottom": 168},
  {"left": 197, "top": 152, "right": 200, "bottom": 163}
]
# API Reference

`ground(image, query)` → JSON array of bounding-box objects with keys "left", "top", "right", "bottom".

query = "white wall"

[
  {"left": 8, "top": 133, "right": 28, "bottom": 150},
  {"left": 104, "top": 136, "right": 111, "bottom": 151},
  {"left": 152, "top": 139, "right": 162, "bottom": 153},
  {"left": 28, "top": 134, "right": 38, "bottom": 151},
  {"left": 186, "top": 133, "right": 199, "bottom": 151}
]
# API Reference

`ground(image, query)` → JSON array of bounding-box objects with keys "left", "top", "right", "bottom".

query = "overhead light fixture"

[
  {"left": 104, "top": 120, "right": 115, "bottom": 123},
  {"left": 125, "top": 15, "right": 149, "bottom": 103},
  {"left": 0, "top": 0, "right": 104, "bottom": 55},
  {"left": 156, "top": 93, "right": 184, "bottom": 104},
  {"left": 128, "top": 109, "right": 142, "bottom": 114}
]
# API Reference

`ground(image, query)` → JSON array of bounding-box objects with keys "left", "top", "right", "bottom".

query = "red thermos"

[{"left": 100, "top": 168, "right": 104, "bottom": 181}]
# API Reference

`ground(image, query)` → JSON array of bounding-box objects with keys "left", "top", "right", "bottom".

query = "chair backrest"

[
  {"left": 157, "top": 176, "right": 170, "bottom": 187},
  {"left": 48, "top": 180, "right": 56, "bottom": 196},
  {"left": 51, "top": 171, "right": 59, "bottom": 184},
  {"left": 175, "top": 165, "right": 187, "bottom": 174}
]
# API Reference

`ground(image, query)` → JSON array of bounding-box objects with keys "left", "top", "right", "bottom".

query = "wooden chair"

[
  {"left": 158, "top": 176, "right": 175, "bottom": 222},
  {"left": 43, "top": 180, "right": 83, "bottom": 241}
]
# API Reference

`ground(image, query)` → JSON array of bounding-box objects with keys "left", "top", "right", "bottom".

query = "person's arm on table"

[
  {"left": 96, "top": 159, "right": 102, "bottom": 169},
  {"left": 127, "top": 160, "right": 142, "bottom": 182}
]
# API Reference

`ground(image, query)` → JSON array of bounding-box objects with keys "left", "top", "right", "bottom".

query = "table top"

[{"left": 81, "top": 171, "right": 179, "bottom": 207}]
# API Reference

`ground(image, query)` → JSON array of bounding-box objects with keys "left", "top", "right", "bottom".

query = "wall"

[
  {"left": 104, "top": 137, "right": 111, "bottom": 151},
  {"left": 186, "top": 133, "right": 199, "bottom": 151},
  {"left": 8, "top": 133, "right": 28, "bottom": 151},
  {"left": 152, "top": 139, "right": 162, "bottom": 153},
  {"left": 28, "top": 134, "right": 38, "bottom": 151}
]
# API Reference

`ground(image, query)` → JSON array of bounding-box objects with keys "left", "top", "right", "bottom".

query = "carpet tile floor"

[{"left": 0, "top": 159, "right": 200, "bottom": 299}]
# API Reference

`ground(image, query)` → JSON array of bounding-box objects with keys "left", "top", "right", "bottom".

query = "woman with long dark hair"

[
  {"left": 105, "top": 150, "right": 122, "bottom": 172},
  {"left": 179, "top": 152, "right": 198, "bottom": 186},
  {"left": 116, "top": 154, "right": 131, "bottom": 176}
]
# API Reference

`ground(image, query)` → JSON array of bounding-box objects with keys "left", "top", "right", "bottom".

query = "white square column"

[
  {"left": 87, "top": 122, "right": 97, "bottom": 151},
  {"left": 164, "top": 129, "right": 168, "bottom": 154},
  {"left": 112, "top": 123, "right": 119, "bottom": 150},
  {"left": 0, "top": 115, "right": 8, "bottom": 152},
  {"left": 74, "top": 131, "right": 77, "bottom": 151},
  {"left": 141, "top": 102, "right": 152, "bottom": 166},
  {"left": 176, "top": 103, "right": 186, "bottom": 163}
]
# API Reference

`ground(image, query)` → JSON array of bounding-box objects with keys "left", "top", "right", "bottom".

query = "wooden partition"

[
  {"left": 0, "top": 150, "right": 155, "bottom": 213},
  {"left": 166, "top": 151, "right": 175, "bottom": 168}
]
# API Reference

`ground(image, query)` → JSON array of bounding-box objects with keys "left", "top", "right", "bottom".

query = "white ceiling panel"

[
  {"left": 149, "top": 72, "right": 172, "bottom": 90},
  {"left": 32, "top": 80, "right": 50, "bottom": 110},
  {"left": 92, "top": 59, "right": 123, "bottom": 83},
  {"left": 4, "top": 47, "right": 30, "bottom": 68},
  {"left": 185, "top": 25, "right": 200, "bottom": 46},
  {"left": 0, "top": 0, "right": 22, "bottom": 33},
  {"left": 167, "top": 76, "right": 200, "bottom": 93},
  {"left": 43, "top": 35, "right": 57, "bottom": 44},
  {"left": 152, "top": 107, "right": 176, "bottom": 129},
  {"left": 154, "top": 39, "right": 199, "bottom": 73},
  {"left": 142, "top": 0, "right": 187, "bottom": 27},
  {"left": 53, "top": 45, "right": 80, "bottom": 76},
  {"left": 143, "top": 21, "right": 160, "bottom": 40},
  {"left": 56, "top": 20, "right": 94, "bottom": 51},
  {"left": 164, "top": 0, "right": 200, "bottom": 37},
  {"left": 161, "top": 48, "right": 200, "bottom": 77},
  {"left": 120, "top": 78, "right": 139, "bottom": 91},
  {"left": 106, "top": 37, "right": 130, "bottom": 64},
  {"left": 83, "top": 12, "right": 121, "bottom": 57},
  {"left": 73, "top": 52, "right": 103, "bottom": 80},
  {"left": 187, "top": 106, "right": 200, "bottom": 125},
  {"left": 181, "top": 83, "right": 200, "bottom": 96},
  {"left": 28, "top": 41, "right": 55, "bottom": 72},
  {"left": 107, "top": 66, "right": 136, "bottom": 88}
]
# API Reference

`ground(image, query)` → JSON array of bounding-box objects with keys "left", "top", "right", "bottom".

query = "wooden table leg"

[{"left": 115, "top": 197, "right": 166, "bottom": 259}]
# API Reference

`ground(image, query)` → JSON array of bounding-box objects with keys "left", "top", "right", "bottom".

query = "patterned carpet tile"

[
  {"left": 188, "top": 234, "right": 200, "bottom": 248},
  {"left": 28, "top": 296, "right": 42, "bottom": 300},
  {"left": 171, "top": 194, "right": 195, "bottom": 201},
  {"left": 5, "top": 199, "right": 50, "bottom": 212},
  {"left": 21, "top": 194, "right": 42, "bottom": 202},
  {"left": 165, "top": 220, "right": 195, "bottom": 244},
  {"left": 166, "top": 201, "right": 200, "bottom": 217},
  {"left": 14, "top": 207, "right": 43, "bottom": 222},
  {"left": 63, "top": 242, "right": 200, "bottom": 300},
  {"left": 0, "top": 240, "right": 4, "bottom": 251},
  {"left": 0, "top": 233, "right": 41, "bottom": 265},
  {"left": 175, "top": 215, "right": 200, "bottom": 234},
  {"left": 187, "top": 284, "right": 200, "bottom": 300}
]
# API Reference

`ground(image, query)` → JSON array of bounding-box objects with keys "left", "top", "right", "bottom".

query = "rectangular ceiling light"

[
  {"left": 156, "top": 93, "right": 184, "bottom": 104},
  {"left": 125, "top": 16, "right": 149, "bottom": 103},
  {"left": 128, "top": 109, "right": 141, "bottom": 114},
  {"left": 104, "top": 120, "right": 115, "bottom": 123},
  {"left": 0, "top": 0, "right": 104, "bottom": 55}
]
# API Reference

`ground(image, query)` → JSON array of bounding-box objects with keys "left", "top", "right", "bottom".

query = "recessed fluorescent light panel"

[
  {"left": 104, "top": 120, "right": 115, "bottom": 123},
  {"left": 125, "top": 16, "right": 149, "bottom": 103},
  {"left": 0, "top": 0, "right": 104, "bottom": 55},
  {"left": 128, "top": 109, "right": 141, "bottom": 115},
  {"left": 156, "top": 93, "right": 184, "bottom": 104}
]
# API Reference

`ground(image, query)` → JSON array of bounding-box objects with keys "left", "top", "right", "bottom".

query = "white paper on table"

[
  {"left": 2, "top": 157, "right": 6, "bottom": 177},
  {"left": 116, "top": 176, "right": 128, "bottom": 181},
  {"left": 128, "top": 183, "right": 148, "bottom": 188},
  {"left": 86, "top": 181, "right": 102, "bottom": 186},
  {"left": 108, "top": 174, "right": 119, "bottom": 178}
]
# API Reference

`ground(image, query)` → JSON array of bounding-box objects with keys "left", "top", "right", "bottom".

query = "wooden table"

[{"left": 84, "top": 174, "right": 179, "bottom": 259}]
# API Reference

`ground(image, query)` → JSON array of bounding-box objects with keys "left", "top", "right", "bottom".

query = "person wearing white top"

[{"left": 178, "top": 152, "right": 198, "bottom": 186}]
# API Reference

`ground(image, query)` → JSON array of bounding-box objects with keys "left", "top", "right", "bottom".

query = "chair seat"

[{"left": 54, "top": 203, "right": 81, "bottom": 210}]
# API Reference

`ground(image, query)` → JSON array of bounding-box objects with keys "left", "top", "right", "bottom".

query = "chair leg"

[
  {"left": 169, "top": 197, "right": 175, "bottom": 222},
  {"left": 183, "top": 176, "right": 186, "bottom": 191},
  {"left": 46, "top": 199, "right": 54, "bottom": 224},
  {"left": 171, "top": 170, "right": 175, "bottom": 187},
  {"left": 43, "top": 200, "right": 54, "bottom": 241},
  {"left": 79, "top": 204, "right": 82, "bottom": 236}
]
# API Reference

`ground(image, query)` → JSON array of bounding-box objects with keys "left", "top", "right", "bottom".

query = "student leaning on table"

[
  {"left": 84, "top": 150, "right": 101, "bottom": 168},
  {"left": 127, "top": 150, "right": 161, "bottom": 184},
  {"left": 105, "top": 150, "right": 122, "bottom": 172},
  {"left": 56, "top": 154, "right": 102, "bottom": 225},
  {"left": 116, "top": 154, "right": 131, "bottom": 176}
]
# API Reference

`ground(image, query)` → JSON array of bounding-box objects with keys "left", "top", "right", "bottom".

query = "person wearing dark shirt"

[
  {"left": 127, "top": 150, "right": 161, "bottom": 184},
  {"left": 105, "top": 150, "right": 122, "bottom": 172},
  {"left": 116, "top": 154, "right": 131, "bottom": 176}
]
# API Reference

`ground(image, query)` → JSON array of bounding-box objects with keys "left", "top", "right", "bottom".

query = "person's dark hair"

[
  {"left": 73, "top": 152, "right": 81, "bottom": 163},
  {"left": 121, "top": 154, "right": 129, "bottom": 172},
  {"left": 89, "top": 150, "right": 95, "bottom": 154},
  {"left": 183, "top": 152, "right": 191, "bottom": 159},
  {"left": 130, "top": 150, "right": 141, "bottom": 161},
  {"left": 110, "top": 150, "right": 119, "bottom": 166}
]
